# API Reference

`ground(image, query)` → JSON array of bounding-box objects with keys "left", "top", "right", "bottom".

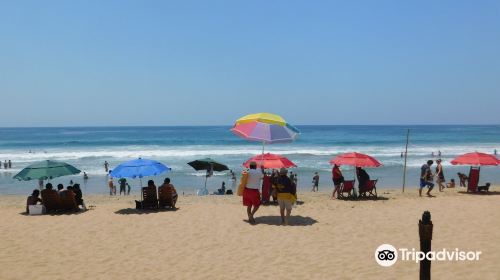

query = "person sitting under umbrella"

[
  {"left": 158, "top": 178, "right": 178, "bottom": 208},
  {"left": 26, "top": 189, "right": 43, "bottom": 214},
  {"left": 356, "top": 167, "right": 370, "bottom": 193}
]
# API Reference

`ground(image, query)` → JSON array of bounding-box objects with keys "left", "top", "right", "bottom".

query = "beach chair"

[
  {"left": 467, "top": 167, "right": 480, "bottom": 193},
  {"left": 140, "top": 187, "right": 158, "bottom": 209},
  {"left": 41, "top": 189, "right": 61, "bottom": 213},
  {"left": 338, "top": 180, "right": 355, "bottom": 199},
  {"left": 359, "top": 179, "right": 378, "bottom": 198},
  {"left": 158, "top": 187, "right": 175, "bottom": 209}
]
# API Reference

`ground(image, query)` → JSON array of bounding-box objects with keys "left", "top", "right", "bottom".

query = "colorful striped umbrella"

[{"left": 231, "top": 112, "right": 300, "bottom": 144}]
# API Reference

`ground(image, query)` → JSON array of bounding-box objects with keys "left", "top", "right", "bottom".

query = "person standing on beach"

[
  {"left": 3, "top": 160, "right": 7, "bottom": 169},
  {"left": 435, "top": 159, "right": 445, "bottom": 192},
  {"left": 118, "top": 178, "right": 127, "bottom": 195},
  {"left": 274, "top": 168, "right": 297, "bottom": 226},
  {"left": 104, "top": 161, "right": 109, "bottom": 173},
  {"left": 243, "top": 162, "right": 263, "bottom": 224},
  {"left": 419, "top": 160, "right": 434, "bottom": 197},
  {"left": 495, "top": 149, "right": 497, "bottom": 155},
  {"left": 311, "top": 172, "right": 319, "bottom": 192},
  {"left": 8, "top": 160, "right": 12, "bottom": 168},
  {"left": 331, "top": 164, "right": 344, "bottom": 199},
  {"left": 108, "top": 178, "right": 115, "bottom": 195}
]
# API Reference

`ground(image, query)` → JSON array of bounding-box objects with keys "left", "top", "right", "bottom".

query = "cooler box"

[{"left": 29, "top": 205, "right": 45, "bottom": 215}]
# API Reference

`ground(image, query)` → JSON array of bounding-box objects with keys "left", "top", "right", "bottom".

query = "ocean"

[{"left": 0, "top": 125, "right": 498, "bottom": 195}]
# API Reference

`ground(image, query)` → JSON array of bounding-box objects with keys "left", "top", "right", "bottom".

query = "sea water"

[{"left": 0, "top": 125, "right": 498, "bottom": 195}]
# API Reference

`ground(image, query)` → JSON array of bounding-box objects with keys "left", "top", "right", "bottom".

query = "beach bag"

[{"left": 237, "top": 172, "right": 248, "bottom": 196}]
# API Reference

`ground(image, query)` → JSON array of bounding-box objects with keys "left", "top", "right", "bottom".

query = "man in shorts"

[
  {"left": 419, "top": 160, "right": 435, "bottom": 197},
  {"left": 274, "top": 168, "right": 297, "bottom": 226},
  {"left": 243, "top": 162, "right": 263, "bottom": 224}
]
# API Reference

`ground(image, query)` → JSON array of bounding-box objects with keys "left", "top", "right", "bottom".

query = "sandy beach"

[{"left": 1, "top": 186, "right": 499, "bottom": 280}]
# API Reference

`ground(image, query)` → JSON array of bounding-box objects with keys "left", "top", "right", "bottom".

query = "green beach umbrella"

[{"left": 13, "top": 160, "right": 81, "bottom": 181}]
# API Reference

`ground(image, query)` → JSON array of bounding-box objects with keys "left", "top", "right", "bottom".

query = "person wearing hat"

[
  {"left": 273, "top": 168, "right": 297, "bottom": 226},
  {"left": 435, "top": 159, "right": 445, "bottom": 192},
  {"left": 243, "top": 161, "right": 263, "bottom": 224}
]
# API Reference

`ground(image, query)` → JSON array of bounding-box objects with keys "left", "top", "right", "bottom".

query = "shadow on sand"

[
  {"left": 114, "top": 207, "right": 179, "bottom": 215},
  {"left": 338, "top": 196, "right": 390, "bottom": 201},
  {"left": 457, "top": 191, "right": 500, "bottom": 196},
  {"left": 251, "top": 215, "right": 317, "bottom": 226},
  {"left": 19, "top": 210, "right": 87, "bottom": 216}
]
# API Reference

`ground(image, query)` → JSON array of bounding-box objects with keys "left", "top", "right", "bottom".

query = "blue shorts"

[{"left": 420, "top": 179, "right": 434, "bottom": 189}]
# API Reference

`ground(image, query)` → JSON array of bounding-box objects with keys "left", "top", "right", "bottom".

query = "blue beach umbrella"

[
  {"left": 109, "top": 158, "right": 171, "bottom": 180},
  {"left": 109, "top": 158, "right": 171, "bottom": 207}
]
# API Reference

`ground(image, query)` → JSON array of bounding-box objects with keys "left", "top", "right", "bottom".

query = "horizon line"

[{"left": 0, "top": 123, "right": 499, "bottom": 129}]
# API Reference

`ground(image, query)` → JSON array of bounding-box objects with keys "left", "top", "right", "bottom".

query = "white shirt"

[{"left": 246, "top": 169, "right": 263, "bottom": 189}]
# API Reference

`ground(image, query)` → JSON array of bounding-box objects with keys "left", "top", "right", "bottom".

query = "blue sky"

[{"left": 0, "top": 0, "right": 499, "bottom": 126}]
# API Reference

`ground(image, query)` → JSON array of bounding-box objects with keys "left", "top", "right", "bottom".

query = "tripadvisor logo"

[
  {"left": 375, "top": 244, "right": 481, "bottom": 267},
  {"left": 375, "top": 244, "right": 398, "bottom": 267}
]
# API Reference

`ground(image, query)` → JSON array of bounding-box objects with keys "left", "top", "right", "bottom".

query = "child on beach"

[
  {"left": 108, "top": 178, "right": 116, "bottom": 195},
  {"left": 311, "top": 172, "right": 319, "bottom": 192},
  {"left": 446, "top": 179, "right": 455, "bottom": 188}
]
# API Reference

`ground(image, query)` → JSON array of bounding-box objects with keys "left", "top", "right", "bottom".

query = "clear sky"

[{"left": 0, "top": 0, "right": 499, "bottom": 127}]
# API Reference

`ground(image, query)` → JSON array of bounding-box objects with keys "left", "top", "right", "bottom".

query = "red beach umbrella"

[
  {"left": 329, "top": 152, "right": 382, "bottom": 167},
  {"left": 450, "top": 152, "right": 499, "bottom": 166},
  {"left": 243, "top": 153, "right": 297, "bottom": 169}
]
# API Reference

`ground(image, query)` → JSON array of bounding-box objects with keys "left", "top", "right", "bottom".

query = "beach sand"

[{"left": 1, "top": 186, "right": 499, "bottom": 280}]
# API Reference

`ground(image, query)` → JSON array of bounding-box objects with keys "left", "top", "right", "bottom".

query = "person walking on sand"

[
  {"left": 104, "top": 161, "right": 109, "bottom": 173},
  {"left": 242, "top": 162, "right": 263, "bottom": 224},
  {"left": 331, "top": 164, "right": 344, "bottom": 199},
  {"left": 274, "top": 168, "right": 297, "bottom": 226},
  {"left": 311, "top": 172, "right": 319, "bottom": 192},
  {"left": 435, "top": 159, "right": 445, "bottom": 192},
  {"left": 419, "top": 160, "right": 435, "bottom": 197}
]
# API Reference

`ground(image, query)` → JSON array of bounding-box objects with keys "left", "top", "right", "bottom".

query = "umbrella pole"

[
  {"left": 353, "top": 168, "right": 358, "bottom": 198},
  {"left": 262, "top": 141, "right": 265, "bottom": 168},
  {"left": 140, "top": 177, "right": 143, "bottom": 209}
]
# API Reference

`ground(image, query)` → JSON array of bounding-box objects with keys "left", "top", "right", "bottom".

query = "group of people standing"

[
  {"left": 108, "top": 177, "right": 131, "bottom": 195},
  {"left": 419, "top": 159, "right": 453, "bottom": 196},
  {"left": 241, "top": 162, "right": 297, "bottom": 225},
  {"left": 0, "top": 160, "right": 12, "bottom": 169}
]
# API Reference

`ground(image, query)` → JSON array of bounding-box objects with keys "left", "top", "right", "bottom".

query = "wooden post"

[
  {"left": 402, "top": 129, "right": 410, "bottom": 193},
  {"left": 419, "top": 211, "right": 433, "bottom": 280}
]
